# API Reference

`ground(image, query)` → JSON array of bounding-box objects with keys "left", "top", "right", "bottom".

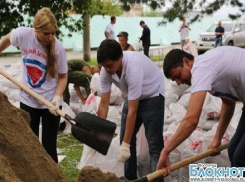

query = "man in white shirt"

[
  {"left": 104, "top": 16, "right": 116, "bottom": 40},
  {"left": 157, "top": 47, "right": 245, "bottom": 174},
  {"left": 97, "top": 39, "right": 165, "bottom": 182}
]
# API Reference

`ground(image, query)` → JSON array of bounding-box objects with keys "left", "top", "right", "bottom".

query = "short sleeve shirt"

[
  {"left": 10, "top": 27, "right": 67, "bottom": 108},
  {"left": 105, "top": 24, "right": 116, "bottom": 40},
  {"left": 100, "top": 51, "right": 165, "bottom": 100},
  {"left": 191, "top": 46, "right": 245, "bottom": 103}
]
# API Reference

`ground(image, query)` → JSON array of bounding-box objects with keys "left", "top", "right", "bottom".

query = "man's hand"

[
  {"left": 208, "top": 140, "right": 222, "bottom": 156},
  {"left": 156, "top": 150, "right": 171, "bottom": 176},
  {"left": 48, "top": 95, "right": 60, "bottom": 116},
  {"left": 117, "top": 142, "right": 130, "bottom": 162}
]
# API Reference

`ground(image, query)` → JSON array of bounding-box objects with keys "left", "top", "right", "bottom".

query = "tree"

[
  {"left": 119, "top": 0, "right": 245, "bottom": 22},
  {"left": 0, "top": 0, "right": 91, "bottom": 38},
  {"left": 73, "top": 0, "right": 122, "bottom": 61},
  {"left": 0, "top": 0, "right": 122, "bottom": 61}
]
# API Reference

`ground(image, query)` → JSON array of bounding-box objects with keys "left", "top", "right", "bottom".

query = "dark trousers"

[
  {"left": 228, "top": 105, "right": 245, "bottom": 167},
  {"left": 143, "top": 45, "right": 150, "bottom": 57},
  {"left": 20, "top": 102, "right": 61, "bottom": 163},
  {"left": 120, "top": 95, "right": 164, "bottom": 182}
]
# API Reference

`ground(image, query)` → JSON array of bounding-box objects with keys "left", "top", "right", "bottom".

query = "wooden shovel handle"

[
  {"left": 147, "top": 143, "right": 229, "bottom": 181},
  {"left": 0, "top": 68, "right": 76, "bottom": 125}
]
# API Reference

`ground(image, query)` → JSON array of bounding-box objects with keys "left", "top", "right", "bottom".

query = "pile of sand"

[
  {"left": 0, "top": 92, "right": 68, "bottom": 182},
  {"left": 78, "top": 166, "right": 121, "bottom": 182}
]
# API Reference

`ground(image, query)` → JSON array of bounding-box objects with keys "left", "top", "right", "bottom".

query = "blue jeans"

[
  {"left": 120, "top": 95, "right": 164, "bottom": 182},
  {"left": 214, "top": 37, "right": 222, "bottom": 47},
  {"left": 228, "top": 105, "right": 245, "bottom": 167}
]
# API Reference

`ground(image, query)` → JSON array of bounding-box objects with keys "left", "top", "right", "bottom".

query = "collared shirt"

[{"left": 100, "top": 51, "right": 165, "bottom": 100}]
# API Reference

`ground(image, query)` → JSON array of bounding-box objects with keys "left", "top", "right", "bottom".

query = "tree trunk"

[{"left": 83, "top": 13, "right": 91, "bottom": 62}]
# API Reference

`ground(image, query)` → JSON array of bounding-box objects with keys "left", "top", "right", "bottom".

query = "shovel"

[
  {"left": 120, "top": 143, "right": 229, "bottom": 182},
  {"left": 0, "top": 68, "right": 116, "bottom": 155}
]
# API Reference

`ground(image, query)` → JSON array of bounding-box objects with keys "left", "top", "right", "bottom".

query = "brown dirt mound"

[
  {"left": 0, "top": 92, "right": 68, "bottom": 182},
  {"left": 0, "top": 155, "right": 21, "bottom": 182},
  {"left": 78, "top": 166, "right": 121, "bottom": 182}
]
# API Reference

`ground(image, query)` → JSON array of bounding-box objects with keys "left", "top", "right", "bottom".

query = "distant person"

[
  {"left": 139, "top": 20, "right": 151, "bottom": 57},
  {"left": 183, "top": 37, "right": 191, "bottom": 54},
  {"left": 64, "top": 59, "right": 100, "bottom": 105},
  {"left": 104, "top": 16, "right": 116, "bottom": 40},
  {"left": 179, "top": 16, "right": 191, "bottom": 50},
  {"left": 117, "top": 31, "right": 135, "bottom": 51},
  {"left": 214, "top": 21, "right": 225, "bottom": 48}
]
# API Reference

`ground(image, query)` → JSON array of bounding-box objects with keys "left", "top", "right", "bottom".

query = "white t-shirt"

[
  {"left": 191, "top": 46, "right": 245, "bottom": 103},
  {"left": 100, "top": 51, "right": 165, "bottom": 100},
  {"left": 10, "top": 27, "right": 67, "bottom": 108},
  {"left": 180, "top": 23, "right": 189, "bottom": 40},
  {"left": 105, "top": 23, "right": 116, "bottom": 40}
]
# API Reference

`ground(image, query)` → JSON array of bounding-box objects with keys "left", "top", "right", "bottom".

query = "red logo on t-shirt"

[{"left": 26, "top": 66, "right": 43, "bottom": 85}]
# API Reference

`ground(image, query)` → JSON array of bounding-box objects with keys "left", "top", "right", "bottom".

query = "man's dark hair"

[
  {"left": 97, "top": 39, "right": 123, "bottom": 64},
  {"left": 163, "top": 49, "right": 194, "bottom": 78},
  {"left": 111, "top": 16, "right": 116, "bottom": 22},
  {"left": 139, "top": 20, "right": 145, "bottom": 25}
]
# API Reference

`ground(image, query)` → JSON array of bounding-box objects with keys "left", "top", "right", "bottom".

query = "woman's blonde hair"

[{"left": 33, "top": 7, "right": 58, "bottom": 78}]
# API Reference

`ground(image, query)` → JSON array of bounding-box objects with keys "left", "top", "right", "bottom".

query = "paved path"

[{"left": 0, "top": 44, "right": 197, "bottom": 67}]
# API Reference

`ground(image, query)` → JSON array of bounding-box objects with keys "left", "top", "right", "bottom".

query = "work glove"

[
  {"left": 48, "top": 95, "right": 61, "bottom": 116},
  {"left": 117, "top": 142, "right": 131, "bottom": 162}
]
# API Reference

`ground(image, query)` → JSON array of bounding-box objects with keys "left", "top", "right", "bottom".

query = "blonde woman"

[{"left": 0, "top": 7, "right": 68, "bottom": 163}]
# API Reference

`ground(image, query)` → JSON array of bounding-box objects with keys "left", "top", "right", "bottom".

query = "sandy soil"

[{"left": 0, "top": 92, "right": 68, "bottom": 182}]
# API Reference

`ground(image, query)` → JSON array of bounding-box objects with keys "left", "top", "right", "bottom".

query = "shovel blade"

[{"left": 71, "top": 112, "right": 116, "bottom": 155}]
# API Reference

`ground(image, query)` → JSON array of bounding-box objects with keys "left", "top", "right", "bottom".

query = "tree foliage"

[
  {"left": 119, "top": 0, "right": 245, "bottom": 23},
  {"left": 0, "top": 0, "right": 122, "bottom": 38}
]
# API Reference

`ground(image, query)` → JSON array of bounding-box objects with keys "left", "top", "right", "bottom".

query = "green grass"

[
  {"left": 88, "top": 58, "right": 98, "bottom": 66},
  {"left": 150, "top": 55, "right": 165, "bottom": 61},
  {"left": 87, "top": 55, "right": 164, "bottom": 66},
  {"left": 57, "top": 132, "right": 83, "bottom": 182}
]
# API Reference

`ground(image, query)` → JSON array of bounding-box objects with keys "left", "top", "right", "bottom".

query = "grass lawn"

[
  {"left": 88, "top": 55, "right": 164, "bottom": 66},
  {"left": 57, "top": 132, "right": 83, "bottom": 182}
]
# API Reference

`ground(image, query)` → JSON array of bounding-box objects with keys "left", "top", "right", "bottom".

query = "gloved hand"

[
  {"left": 117, "top": 142, "right": 130, "bottom": 162},
  {"left": 48, "top": 95, "right": 61, "bottom": 116}
]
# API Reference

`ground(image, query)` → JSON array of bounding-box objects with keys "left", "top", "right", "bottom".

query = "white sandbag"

[
  {"left": 202, "top": 124, "right": 230, "bottom": 167},
  {"left": 109, "top": 85, "right": 124, "bottom": 105},
  {"left": 176, "top": 92, "right": 191, "bottom": 109},
  {"left": 165, "top": 81, "right": 190, "bottom": 98},
  {"left": 90, "top": 73, "right": 124, "bottom": 105},
  {"left": 166, "top": 103, "right": 186, "bottom": 125},
  {"left": 83, "top": 93, "right": 99, "bottom": 115},
  {"left": 8, "top": 89, "right": 20, "bottom": 102},
  {"left": 78, "top": 135, "right": 124, "bottom": 177},
  {"left": 107, "top": 105, "right": 122, "bottom": 126},
  {"left": 136, "top": 125, "right": 151, "bottom": 177},
  {"left": 165, "top": 93, "right": 178, "bottom": 108},
  {"left": 90, "top": 73, "right": 101, "bottom": 96},
  {"left": 202, "top": 93, "right": 222, "bottom": 114},
  {"left": 61, "top": 102, "right": 76, "bottom": 134},
  {"left": 133, "top": 40, "right": 143, "bottom": 51}
]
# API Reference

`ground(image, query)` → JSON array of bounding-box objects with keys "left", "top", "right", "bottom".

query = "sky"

[{"left": 159, "top": 1, "right": 244, "bottom": 19}]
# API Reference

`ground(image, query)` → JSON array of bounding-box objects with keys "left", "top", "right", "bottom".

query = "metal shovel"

[
  {"left": 0, "top": 68, "right": 116, "bottom": 155},
  {"left": 120, "top": 143, "right": 229, "bottom": 182}
]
